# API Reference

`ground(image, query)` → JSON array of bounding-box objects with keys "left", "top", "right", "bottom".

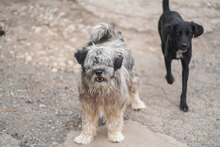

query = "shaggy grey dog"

[{"left": 74, "top": 22, "right": 145, "bottom": 144}]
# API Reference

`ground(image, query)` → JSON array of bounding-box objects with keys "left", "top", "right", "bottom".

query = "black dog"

[{"left": 158, "top": 0, "right": 204, "bottom": 112}]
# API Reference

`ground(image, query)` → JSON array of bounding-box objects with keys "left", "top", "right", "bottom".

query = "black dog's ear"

[
  {"left": 165, "top": 22, "right": 178, "bottom": 37},
  {"left": 74, "top": 48, "right": 88, "bottom": 65},
  {"left": 191, "top": 22, "right": 204, "bottom": 38},
  {"left": 114, "top": 55, "right": 123, "bottom": 70}
]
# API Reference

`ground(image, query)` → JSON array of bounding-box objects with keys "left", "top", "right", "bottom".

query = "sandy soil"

[{"left": 0, "top": 0, "right": 219, "bottom": 146}]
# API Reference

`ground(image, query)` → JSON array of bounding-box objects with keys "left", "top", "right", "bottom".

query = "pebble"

[
  {"left": 64, "top": 45, "right": 73, "bottom": 51},
  {"left": 66, "top": 24, "right": 76, "bottom": 32},
  {"left": 45, "top": 58, "right": 50, "bottom": 62},
  {"left": 70, "top": 37, "right": 76, "bottom": 42},
  {"left": 51, "top": 68, "right": 58, "bottom": 72},
  {"left": 5, "top": 37, "right": 12, "bottom": 42},
  {"left": 59, "top": 62, "right": 66, "bottom": 67},
  {"left": 53, "top": 62, "right": 58, "bottom": 67},
  {"left": 78, "top": 24, "right": 85, "bottom": 29},
  {"left": 26, "top": 100, "right": 32, "bottom": 104},
  {"left": 25, "top": 55, "right": 32, "bottom": 62},
  {"left": 67, "top": 60, "right": 74, "bottom": 65},
  {"left": 206, "top": 2, "right": 212, "bottom": 7},
  {"left": 58, "top": 12, "right": 66, "bottom": 18},
  {"left": 39, "top": 104, "right": 46, "bottom": 108},
  {"left": 52, "top": 142, "right": 58, "bottom": 145},
  {"left": 37, "top": 51, "right": 45, "bottom": 55},
  {"left": 33, "top": 27, "right": 42, "bottom": 33}
]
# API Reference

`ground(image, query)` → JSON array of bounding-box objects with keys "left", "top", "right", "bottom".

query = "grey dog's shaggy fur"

[{"left": 74, "top": 22, "right": 145, "bottom": 144}]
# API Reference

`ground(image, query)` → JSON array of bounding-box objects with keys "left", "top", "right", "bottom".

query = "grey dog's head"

[{"left": 74, "top": 46, "right": 123, "bottom": 95}]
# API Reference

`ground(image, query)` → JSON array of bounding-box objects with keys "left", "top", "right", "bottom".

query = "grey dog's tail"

[
  {"left": 163, "top": 0, "right": 170, "bottom": 12},
  {"left": 89, "top": 22, "right": 118, "bottom": 44}
]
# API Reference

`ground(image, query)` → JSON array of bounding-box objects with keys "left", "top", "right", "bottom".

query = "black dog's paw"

[
  {"left": 180, "top": 103, "right": 189, "bottom": 112},
  {"left": 165, "top": 75, "right": 174, "bottom": 84}
]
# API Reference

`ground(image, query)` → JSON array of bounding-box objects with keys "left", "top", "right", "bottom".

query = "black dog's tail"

[{"left": 163, "top": 0, "right": 170, "bottom": 12}]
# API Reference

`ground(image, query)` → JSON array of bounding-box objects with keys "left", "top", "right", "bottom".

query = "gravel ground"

[{"left": 0, "top": 0, "right": 219, "bottom": 146}]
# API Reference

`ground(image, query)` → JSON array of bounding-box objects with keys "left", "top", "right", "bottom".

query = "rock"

[
  {"left": 52, "top": 68, "right": 58, "bottom": 72},
  {"left": 39, "top": 104, "right": 46, "bottom": 108},
  {"left": 67, "top": 60, "right": 74, "bottom": 65},
  {"left": 66, "top": 25, "right": 76, "bottom": 32},
  {"left": 25, "top": 55, "right": 32, "bottom": 62},
  {"left": 59, "top": 120, "right": 187, "bottom": 147}
]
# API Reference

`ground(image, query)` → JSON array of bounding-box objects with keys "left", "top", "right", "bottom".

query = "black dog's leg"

[
  {"left": 164, "top": 58, "right": 174, "bottom": 84},
  {"left": 180, "top": 59, "right": 190, "bottom": 112}
]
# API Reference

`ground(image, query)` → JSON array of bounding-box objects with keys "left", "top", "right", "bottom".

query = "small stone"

[
  {"left": 10, "top": 51, "right": 14, "bottom": 54},
  {"left": 58, "top": 12, "right": 66, "bottom": 18},
  {"left": 39, "top": 104, "right": 46, "bottom": 108},
  {"left": 53, "top": 62, "right": 58, "bottom": 67},
  {"left": 59, "top": 62, "right": 65, "bottom": 67},
  {"left": 33, "top": 27, "right": 42, "bottom": 33},
  {"left": 26, "top": 100, "right": 32, "bottom": 104},
  {"left": 51, "top": 68, "right": 58, "bottom": 72},
  {"left": 25, "top": 56, "right": 32, "bottom": 62},
  {"left": 78, "top": 24, "right": 85, "bottom": 29},
  {"left": 206, "top": 2, "right": 211, "bottom": 7},
  {"left": 70, "top": 37, "right": 76, "bottom": 42},
  {"left": 67, "top": 60, "right": 74, "bottom": 65},
  {"left": 52, "top": 142, "right": 58, "bottom": 145},
  {"left": 66, "top": 25, "right": 76, "bottom": 32}
]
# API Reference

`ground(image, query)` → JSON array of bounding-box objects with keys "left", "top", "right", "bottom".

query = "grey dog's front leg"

[{"left": 74, "top": 102, "right": 98, "bottom": 144}]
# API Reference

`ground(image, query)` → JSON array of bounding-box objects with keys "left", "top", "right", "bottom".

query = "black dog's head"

[{"left": 166, "top": 21, "right": 204, "bottom": 52}]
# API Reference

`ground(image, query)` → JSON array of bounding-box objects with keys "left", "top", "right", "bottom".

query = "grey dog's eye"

[{"left": 84, "top": 67, "right": 90, "bottom": 71}]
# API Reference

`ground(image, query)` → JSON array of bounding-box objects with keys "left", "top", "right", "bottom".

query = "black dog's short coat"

[{"left": 158, "top": 0, "right": 204, "bottom": 112}]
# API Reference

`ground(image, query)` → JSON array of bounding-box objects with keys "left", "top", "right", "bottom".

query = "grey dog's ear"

[
  {"left": 191, "top": 22, "right": 204, "bottom": 38},
  {"left": 74, "top": 48, "right": 88, "bottom": 65},
  {"left": 114, "top": 55, "right": 123, "bottom": 70}
]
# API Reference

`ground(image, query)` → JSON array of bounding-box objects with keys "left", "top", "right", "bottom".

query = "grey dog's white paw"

[
  {"left": 132, "top": 100, "right": 146, "bottom": 110},
  {"left": 74, "top": 134, "right": 94, "bottom": 144},
  {"left": 108, "top": 132, "right": 124, "bottom": 143}
]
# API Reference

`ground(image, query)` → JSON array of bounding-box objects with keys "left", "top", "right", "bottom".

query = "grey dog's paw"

[
  {"left": 74, "top": 134, "right": 94, "bottom": 144},
  {"left": 108, "top": 132, "right": 124, "bottom": 143},
  {"left": 132, "top": 100, "right": 146, "bottom": 110}
]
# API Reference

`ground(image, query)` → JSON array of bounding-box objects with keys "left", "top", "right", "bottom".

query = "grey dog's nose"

[
  {"left": 95, "top": 69, "right": 103, "bottom": 76},
  {"left": 181, "top": 43, "right": 188, "bottom": 49}
]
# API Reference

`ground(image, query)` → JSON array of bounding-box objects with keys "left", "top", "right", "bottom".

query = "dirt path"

[{"left": 0, "top": 0, "right": 219, "bottom": 146}]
